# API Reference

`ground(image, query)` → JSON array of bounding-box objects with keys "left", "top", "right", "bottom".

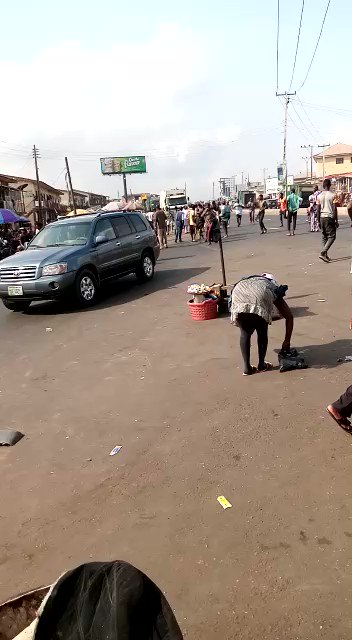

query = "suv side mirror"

[{"left": 95, "top": 234, "right": 108, "bottom": 245}]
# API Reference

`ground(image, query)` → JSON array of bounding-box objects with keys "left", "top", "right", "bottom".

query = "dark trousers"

[
  {"left": 237, "top": 313, "right": 269, "bottom": 372},
  {"left": 237, "top": 215, "right": 242, "bottom": 227},
  {"left": 287, "top": 210, "right": 297, "bottom": 232},
  {"left": 175, "top": 225, "right": 183, "bottom": 242},
  {"left": 279, "top": 211, "right": 286, "bottom": 225},
  {"left": 321, "top": 218, "right": 336, "bottom": 255},
  {"left": 258, "top": 212, "right": 266, "bottom": 232},
  {"left": 249, "top": 209, "right": 255, "bottom": 223},
  {"left": 221, "top": 220, "right": 228, "bottom": 235},
  {"left": 332, "top": 385, "right": 352, "bottom": 418},
  {"left": 190, "top": 224, "right": 196, "bottom": 240}
]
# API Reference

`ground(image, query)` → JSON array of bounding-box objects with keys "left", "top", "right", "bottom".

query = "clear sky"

[{"left": 0, "top": 0, "right": 350, "bottom": 200}]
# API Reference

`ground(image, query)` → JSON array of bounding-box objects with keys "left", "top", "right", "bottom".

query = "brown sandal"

[
  {"left": 258, "top": 362, "right": 273, "bottom": 372},
  {"left": 243, "top": 366, "right": 257, "bottom": 376}
]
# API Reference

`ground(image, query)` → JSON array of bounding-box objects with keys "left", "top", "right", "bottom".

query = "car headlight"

[{"left": 42, "top": 263, "right": 68, "bottom": 276}]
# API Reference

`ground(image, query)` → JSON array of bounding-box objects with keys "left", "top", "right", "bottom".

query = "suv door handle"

[
  {"left": 135, "top": 235, "right": 141, "bottom": 239},
  {"left": 116, "top": 242, "right": 121, "bottom": 246}
]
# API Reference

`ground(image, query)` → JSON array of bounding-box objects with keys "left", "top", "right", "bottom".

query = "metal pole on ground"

[{"left": 218, "top": 234, "right": 227, "bottom": 286}]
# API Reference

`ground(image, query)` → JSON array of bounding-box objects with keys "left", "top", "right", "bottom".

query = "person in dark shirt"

[{"left": 154, "top": 207, "right": 168, "bottom": 248}]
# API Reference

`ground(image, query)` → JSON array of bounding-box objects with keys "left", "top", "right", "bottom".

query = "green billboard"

[{"left": 100, "top": 156, "right": 147, "bottom": 175}]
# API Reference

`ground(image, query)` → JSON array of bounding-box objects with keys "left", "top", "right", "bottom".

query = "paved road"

[{"left": 0, "top": 214, "right": 351, "bottom": 639}]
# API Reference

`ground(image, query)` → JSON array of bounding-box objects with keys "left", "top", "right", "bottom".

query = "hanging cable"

[
  {"left": 289, "top": 0, "right": 305, "bottom": 92},
  {"left": 276, "top": 0, "right": 280, "bottom": 92},
  {"left": 298, "top": 0, "right": 331, "bottom": 90}
]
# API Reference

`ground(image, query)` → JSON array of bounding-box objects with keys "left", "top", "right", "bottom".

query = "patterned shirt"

[{"left": 231, "top": 276, "right": 279, "bottom": 325}]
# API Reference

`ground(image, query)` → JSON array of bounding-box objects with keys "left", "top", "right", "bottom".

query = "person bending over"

[{"left": 231, "top": 274, "right": 293, "bottom": 375}]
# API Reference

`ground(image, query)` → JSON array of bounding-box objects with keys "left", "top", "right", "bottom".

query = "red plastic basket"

[{"left": 188, "top": 298, "right": 218, "bottom": 321}]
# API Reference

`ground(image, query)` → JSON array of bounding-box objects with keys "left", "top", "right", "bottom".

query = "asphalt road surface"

[{"left": 1, "top": 212, "right": 352, "bottom": 639}]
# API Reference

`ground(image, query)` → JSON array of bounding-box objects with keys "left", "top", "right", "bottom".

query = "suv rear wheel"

[
  {"left": 136, "top": 251, "right": 155, "bottom": 283},
  {"left": 75, "top": 269, "right": 98, "bottom": 306},
  {"left": 2, "top": 300, "right": 31, "bottom": 312}
]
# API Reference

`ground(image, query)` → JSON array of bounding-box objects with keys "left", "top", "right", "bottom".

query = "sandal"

[
  {"left": 258, "top": 362, "right": 273, "bottom": 372},
  {"left": 243, "top": 366, "right": 257, "bottom": 376},
  {"left": 327, "top": 406, "right": 352, "bottom": 433}
]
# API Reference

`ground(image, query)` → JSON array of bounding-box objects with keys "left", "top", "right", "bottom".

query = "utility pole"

[
  {"left": 301, "top": 145, "right": 314, "bottom": 181},
  {"left": 318, "top": 143, "right": 330, "bottom": 180},
  {"left": 212, "top": 181, "right": 215, "bottom": 200},
  {"left": 302, "top": 156, "right": 309, "bottom": 177},
  {"left": 33, "top": 145, "right": 42, "bottom": 225},
  {"left": 263, "top": 168, "right": 268, "bottom": 191},
  {"left": 65, "top": 157, "right": 76, "bottom": 216},
  {"left": 276, "top": 91, "right": 296, "bottom": 197}
]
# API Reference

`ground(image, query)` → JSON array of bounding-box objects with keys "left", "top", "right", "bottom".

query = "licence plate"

[{"left": 8, "top": 286, "right": 23, "bottom": 296}]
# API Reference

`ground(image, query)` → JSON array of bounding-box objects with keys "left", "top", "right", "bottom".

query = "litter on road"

[
  {"left": 46, "top": 327, "right": 53, "bottom": 332},
  {"left": 344, "top": 356, "right": 352, "bottom": 362},
  {"left": 109, "top": 445, "right": 122, "bottom": 456},
  {"left": 317, "top": 299, "right": 326, "bottom": 302},
  {"left": 217, "top": 496, "right": 232, "bottom": 509},
  {"left": 0, "top": 430, "right": 24, "bottom": 446}
]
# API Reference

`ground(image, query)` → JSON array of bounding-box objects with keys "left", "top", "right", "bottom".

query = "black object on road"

[{"left": 278, "top": 348, "right": 308, "bottom": 373}]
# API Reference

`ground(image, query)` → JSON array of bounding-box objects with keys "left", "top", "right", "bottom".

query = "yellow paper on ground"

[{"left": 217, "top": 495, "right": 232, "bottom": 509}]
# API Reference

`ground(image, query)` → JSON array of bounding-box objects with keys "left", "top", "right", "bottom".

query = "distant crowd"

[{"left": 0, "top": 222, "right": 43, "bottom": 260}]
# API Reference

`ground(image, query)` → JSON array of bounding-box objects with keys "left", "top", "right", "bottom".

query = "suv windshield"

[{"left": 30, "top": 222, "right": 91, "bottom": 248}]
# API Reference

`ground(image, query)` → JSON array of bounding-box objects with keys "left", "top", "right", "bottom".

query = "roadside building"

[
  {"left": 7, "top": 176, "right": 65, "bottom": 224},
  {"left": 60, "top": 189, "right": 108, "bottom": 212},
  {"left": 314, "top": 143, "right": 352, "bottom": 193},
  {"left": 0, "top": 174, "right": 25, "bottom": 214}
]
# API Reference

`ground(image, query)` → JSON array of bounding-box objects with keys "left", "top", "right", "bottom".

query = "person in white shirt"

[{"left": 317, "top": 178, "right": 338, "bottom": 263}]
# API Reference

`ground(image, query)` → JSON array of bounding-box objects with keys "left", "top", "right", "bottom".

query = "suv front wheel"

[
  {"left": 136, "top": 251, "right": 155, "bottom": 283},
  {"left": 75, "top": 269, "right": 98, "bottom": 306}
]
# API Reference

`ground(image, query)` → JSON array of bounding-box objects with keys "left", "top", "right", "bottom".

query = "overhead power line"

[
  {"left": 290, "top": 101, "right": 318, "bottom": 142},
  {"left": 298, "top": 0, "right": 331, "bottom": 90},
  {"left": 289, "top": 0, "right": 305, "bottom": 92},
  {"left": 295, "top": 96, "right": 322, "bottom": 138}
]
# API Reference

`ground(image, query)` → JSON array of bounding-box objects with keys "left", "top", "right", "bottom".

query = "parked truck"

[{"left": 159, "top": 188, "right": 188, "bottom": 211}]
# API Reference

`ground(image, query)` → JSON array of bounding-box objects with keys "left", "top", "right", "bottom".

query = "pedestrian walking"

[
  {"left": 257, "top": 195, "right": 267, "bottom": 234},
  {"left": 219, "top": 201, "right": 231, "bottom": 237},
  {"left": 286, "top": 187, "right": 300, "bottom": 236},
  {"left": 154, "top": 207, "right": 168, "bottom": 248},
  {"left": 309, "top": 185, "right": 320, "bottom": 232},
  {"left": 234, "top": 200, "right": 243, "bottom": 227},
  {"left": 327, "top": 386, "right": 352, "bottom": 433},
  {"left": 189, "top": 206, "right": 197, "bottom": 242},
  {"left": 278, "top": 192, "right": 287, "bottom": 227},
  {"left": 230, "top": 274, "right": 293, "bottom": 376},
  {"left": 196, "top": 206, "right": 205, "bottom": 241},
  {"left": 248, "top": 199, "right": 256, "bottom": 224},
  {"left": 182, "top": 206, "right": 189, "bottom": 234},
  {"left": 204, "top": 204, "right": 217, "bottom": 245},
  {"left": 175, "top": 208, "right": 184, "bottom": 243},
  {"left": 317, "top": 178, "right": 338, "bottom": 262}
]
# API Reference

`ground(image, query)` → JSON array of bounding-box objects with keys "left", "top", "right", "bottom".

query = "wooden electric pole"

[
  {"left": 65, "top": 157, "right": 77, "bottom": 216},
  {"left": 33, "top": 145, "right": 42, "bottom": 225},
  {"left": 276, "top": 91, "right": 296, "bottom": 197}
]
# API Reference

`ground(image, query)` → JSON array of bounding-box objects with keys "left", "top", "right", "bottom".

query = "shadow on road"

[
  {"left": 296, "top": 339, "right": 352, "bottom": 369},
  {"left": 26, "top": 266, "right": 211, "bottom": 316},
  {"left": 291, "top": 306, "right": 317, "bottom": 318}
]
